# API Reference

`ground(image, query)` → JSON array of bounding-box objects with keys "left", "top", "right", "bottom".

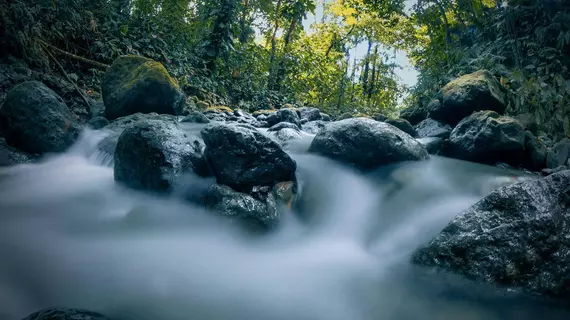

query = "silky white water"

[{"left": 0, "top": 130, "right": 567, "bottom": 320}]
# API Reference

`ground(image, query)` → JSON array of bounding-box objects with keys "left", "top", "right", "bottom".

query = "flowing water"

[{"left": 0, "top": 128, "right": 568, "bottom": 320}]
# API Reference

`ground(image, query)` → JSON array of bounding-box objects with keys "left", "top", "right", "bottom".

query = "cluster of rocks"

[
  {"left": 397, "top": 69, "right": 566, "bottom": 174},
  {"left": 399, "top": 70, "right": 570, "bottom": 301},
  {"left": 4, "top": 56, "right": 570, "bottom": 310}
]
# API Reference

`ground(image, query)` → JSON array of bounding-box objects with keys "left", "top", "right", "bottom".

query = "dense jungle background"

[{"left": 1, "top": 0, "right": 569, "bottom": 137}]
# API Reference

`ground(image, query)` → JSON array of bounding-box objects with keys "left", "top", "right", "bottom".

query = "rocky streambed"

[{"left": 1, "top": 56, "right": 570, "bottom": 319}]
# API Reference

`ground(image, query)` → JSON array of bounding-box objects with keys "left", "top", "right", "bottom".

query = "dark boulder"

[
  {"left": 271, "top": 128, "right": 304, "bottom": 143},
  {"left": 277, "top": 108, "right": 301, "bottom": 128},
  {"left": 87, "top": 116, "right": 110, "bottom": 130},
  {"left": 308, "top": 118, "right": 428, "bottom": 170},
  {"left": 446, "top": 111, "right": 525, "bottom": 165},
  {"left": 22, "top": 308, "right": 113, "bottom": 320},
  {"left": 417, "top": 137, "right": 446, "bottom": 155},
  {"left": 97, "top": 113, "right": 177, "bottom": 158},
  {"left": 514, "top": 113, "right": 538, "bottom": 135},
  {"left": 414, "top": 118, "right": 452, "bottom": 139},
  {"left": 0, "top": 138, "right": 32, "bottom": 166},
  {"left": 268, "top": 122, "right": 299, "bottom": 132},
  {"left": 204, "top": 184, "right": 279, "bottom": 230},
  {"left": 400, "top": 104, "right": 428, "bottom": 126},
  {"left": 524, "top": 131, "right": 547, "bottom": 171},
  {"left": 430, "top": 70, "right": 507, "bottom": 125},
  {"left": 265, "top": 113, "right": 280, "bottom": 127},
  {"left": 102, "top": 55, "right": 185, "bottom": 120},
  {"left": 302, "top": 120, "right": 326, "bottom": 134},
  {"left": 201, "top": 123, "right": 297, "bottom": 193},
  {"left": 412, "top": 171, "right": 570, "bottom": 298},
  {"left": 114, "top": 119, "right": 208, "bottom": 192},
  {"left": 297, "top": 107, "right": 322, "bottom": 121},
  {"left": 385, "top": 119, "right": 417, "bottom": 137},
  {"left": 0, "top": 81, "right": 79, "bottom": 154},
  {"left": 546, "top": 138, "right": 570, "bottom": 169},
  {"left": 181, "top": 111, "right": 210, "bottom": 124}
]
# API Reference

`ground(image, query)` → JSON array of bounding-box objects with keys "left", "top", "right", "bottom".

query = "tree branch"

[
  {"left": 39, "top": 42, "right": 91, "bottom": 109},
  {"left": 37, "top": 39, "right": 109, "bottom": 70}
]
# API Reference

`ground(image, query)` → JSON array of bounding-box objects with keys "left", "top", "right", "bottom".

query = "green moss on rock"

[
  {"left": 102, "top": 55, "right": 185, "bottom": 120},
  {"left": 430, "top": 70, "right": 507, "bottom": 125}
]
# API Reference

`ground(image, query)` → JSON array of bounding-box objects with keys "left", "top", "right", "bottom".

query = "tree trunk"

[
  {"left": 368, "top": 44, "right": 378, "bottom": 99},
  {"left": 267, "top": 0, "right": 283, "bottom": 89},
  {"left": 361, "top": 39, "right": 373, "bottom": 97},
  {"left": 337, "top": 51, "right": 350, "bottom": 108},
  {"left": 433, "top": 0, "right": 452, "bottom": 44},
  {"left": 271, "top": 12, "right": 301, "bottom": 91}
]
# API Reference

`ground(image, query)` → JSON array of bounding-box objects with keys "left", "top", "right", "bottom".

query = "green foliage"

[
  {"left": 407, "top": 0, "right": 570, "bottom": 137},
  {"left": 0, "top": 0, "right": 408, "bottom": 118}
]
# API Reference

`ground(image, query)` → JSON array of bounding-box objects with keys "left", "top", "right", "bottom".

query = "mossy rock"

[
  {"left": 196, "top": 100, "right": 210, "bottom": 110},
  {"left": 102, "top": 55, "right": 185, "bottom": 120},
  {"left": 253, "top": 109, "right": 276, "bottom": 116},
  {"left": 205, "top": 105, "right": 233, "bottom": 113},
  {"left": 430, "top": 70, "right": 507, "bottom": 125}
]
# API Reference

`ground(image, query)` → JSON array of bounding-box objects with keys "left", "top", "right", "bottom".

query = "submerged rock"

[
  {"left": 204, "top": 184, "right": 279, "bottom": 230},
  {"left": 114, "top": 119, "right": 208, "bottom": 192},
  {"left": 0, "top": 81, "right": 79, "bottom": 154},
  {"left": 385, "top": 118, "right": 417, "bottom": 137},
  {"left": 102, "top": 55, "right": 185, "bottom": 120},
  {"left": 308, "top": 118, "right": 428, "bottom": 170},
  {"left": 22, "top": 308, "right": 113, "bottom": 320},
  {"left": 446, "top": 111, "right": 525, "bottom": 165},
  {"left": 412, "top": 171, "right": 570, "bottom": 298},
  {"left": 201, "top": 123, "right": 297, "bottom": 193},
  {"left": 302, "top": 120, "right": 326, "bottom": 134},
  {"left": 414, "top": 118, "right": 452, "bottom": 139},
  {"left": 0, "top": 138, "right": 32, "bottom": 166},
  {"left": 430, "top": 70, "right": 507, "bottom": 125}
]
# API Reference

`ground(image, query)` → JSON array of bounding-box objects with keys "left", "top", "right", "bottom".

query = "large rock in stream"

[
  {"left": 201, "top": 123, "right": 297, "bottom": 193},
  {"left": 308, "top": 118, "right": 428, "bottom": 170},
  {"left": 446, "top": 111, "right": 525, "bottom": 166},
  {"left": 412, "top": 171, "right": 570, "bottom": 298},
  {"left": 0, "top": 81, "right": 79, "bottom": 154},
  {"left": 430, "top": 70, "right": 507, "bottom": 125},
  {"left": 204, "top": 184, "right": 279, "bottom": 230},
  {"left": 102, "top": 56, "right": 185, "bottom": 120},
  {"left": 114, "top": 119, "right": 208, "bottom": 192},
  {"left": 97, "top": 113, "right": 178, "bottom": 160}
]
